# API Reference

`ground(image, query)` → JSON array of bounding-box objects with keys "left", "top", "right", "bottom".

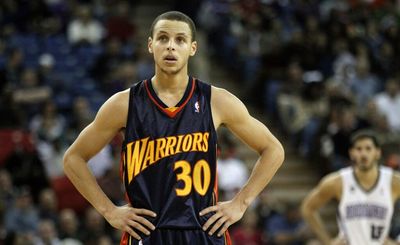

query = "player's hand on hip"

[
  {"left": 199, "top": 199, "right": 246, "bottom": 237},
  {"left": 105, "top": 204, "right": 156, "bottom": 240}
]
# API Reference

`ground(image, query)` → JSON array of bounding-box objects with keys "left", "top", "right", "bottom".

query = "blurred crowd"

[
  {"left": 1, "top": 0, "right": 400, "bottom": 244},
  {"left": 196, "top": 0, "right": 400, "bottom": 174}
]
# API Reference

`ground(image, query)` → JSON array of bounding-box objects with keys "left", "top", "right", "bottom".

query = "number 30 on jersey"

[{"left": 174, "top": 160, "right": 211, "bottom": 196}]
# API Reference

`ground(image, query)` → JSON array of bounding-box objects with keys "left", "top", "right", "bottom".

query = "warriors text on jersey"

[
  {"left": 120, "top": 77, "right": 230, "bottom": 244},
  {"left": 338, "top": 166, "right": 393, "bottom": 245}
]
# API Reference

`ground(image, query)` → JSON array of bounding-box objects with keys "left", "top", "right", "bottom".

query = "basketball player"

[
  {"left": 63, "top": 11, "right": 284, "bottom": 245},
  {"left": 301, "top": 130, "right": 400, "bottom": 245}
]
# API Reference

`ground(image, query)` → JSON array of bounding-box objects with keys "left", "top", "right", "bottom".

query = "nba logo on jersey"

[
  {"left": 139, "top": 241, "right": 143, "bottom": 245},
  {"left": 194, "top": 101, "right": 200, "bottom": 113}
]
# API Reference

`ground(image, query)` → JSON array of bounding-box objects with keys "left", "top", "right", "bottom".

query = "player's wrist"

[
  {"left": 100, "top": 204, "right": 117, "bottom": 221},
  {"left": 232, "top": 193, "right": 253, "bottom": 212}
]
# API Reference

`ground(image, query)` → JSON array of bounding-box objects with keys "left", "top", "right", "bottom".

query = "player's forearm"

[
  {"left": 234, "top": 145, "right": 284, "bottom": 208},
  {"left": 63, "top": 152, "right": 116, "bottom": 218},
  {"left": 301, "top": 207, "right": 331, "bottom": 245}
]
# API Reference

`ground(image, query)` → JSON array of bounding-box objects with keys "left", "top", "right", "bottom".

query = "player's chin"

[{"left": 161, "top": 66, "right": 183, "bottom": 75}]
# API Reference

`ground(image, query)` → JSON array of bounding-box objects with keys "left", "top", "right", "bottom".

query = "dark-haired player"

[
  {"left": 302, "top": 130, "right": 400, "bottom": 245},
  {"left": 63, "top": 11, "right": 284, "bottom": 245}
]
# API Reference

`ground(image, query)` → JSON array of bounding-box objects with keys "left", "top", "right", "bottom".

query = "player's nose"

[{"left": 166, "top": 40, "right": 176, "bottom": 50}]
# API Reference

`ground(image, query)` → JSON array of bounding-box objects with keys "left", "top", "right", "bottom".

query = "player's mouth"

[{"left": 164, "top": 55, "right": 178, "bottom": 64}]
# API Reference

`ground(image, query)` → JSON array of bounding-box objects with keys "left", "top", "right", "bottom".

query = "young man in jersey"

[
  {"left": 63, "top": 11, "right": 284, "bottom": 245},
  {"left": 301, "top": 130, "right": 400, "bottom": 245}
]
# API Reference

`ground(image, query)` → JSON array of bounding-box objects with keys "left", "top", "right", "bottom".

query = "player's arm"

[
  {"left": 391, "top": 171, "right": 400, "bottom": 203},
  {"left": 301, "top": 172, "right": 341, "bottom": 245},
  {"left": 63, "top": 90, "right": 156, "bottom": 240},
  {"left": 200, "top": 87, "right": 285, "bottom": 236},
  {"left": 385, "top": 171, "right": 400, "bottom": 245}
]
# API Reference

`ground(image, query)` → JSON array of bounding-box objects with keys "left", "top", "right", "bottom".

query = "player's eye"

[
  {"left": 158, "top": 35, "right": 168, "bottom": 42},
  {"left": 176, "top": 37, "right": 186, "bottom": 43}
]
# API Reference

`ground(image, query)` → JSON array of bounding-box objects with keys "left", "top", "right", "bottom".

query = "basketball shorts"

[{"left": 120, "top": 229, "right": 231, "bottom": 245}]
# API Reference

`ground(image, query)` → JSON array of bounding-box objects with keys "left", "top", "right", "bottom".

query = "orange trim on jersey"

[
  {"left": 214, "top": 178, "right": 219, "bottom": 203},
  {"left": 144, "top": 78, "right": 196, "bottom": 118},
  {"left": 120, "top": 232, "right": 128, "bottom": 245},
  {"left": 224, "top": 231, "right": 232, "bottom": 245},
  {"left": 165, "top": 106, "right": 178, "bottom": 112},
  {"left": 119, "top": 151, "right": 125, "bottom": 180},
  {"left": 214, "top": 145, "right": 219, "bottom": 202}
]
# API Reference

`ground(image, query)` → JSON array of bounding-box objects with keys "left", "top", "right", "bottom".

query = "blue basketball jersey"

[{"left": 121, "top": 77, "right": 218, "bottom": 229}]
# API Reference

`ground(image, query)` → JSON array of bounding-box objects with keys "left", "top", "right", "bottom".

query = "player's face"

[
  {"left": 148, "top": 20, "right": 197, "bottom": 75},
  {"left": 349, "top": 138, "right": 381, "bottom": 172}
]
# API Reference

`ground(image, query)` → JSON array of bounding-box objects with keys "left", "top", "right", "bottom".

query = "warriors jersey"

[
  {"left": 337, "top": 166, "right": 393, "bottom": 245},
  {"left": 120, "top": 77, "right": 229, "bottom": 244}
]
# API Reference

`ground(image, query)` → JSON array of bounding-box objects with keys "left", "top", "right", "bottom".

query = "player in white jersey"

[{"left": 301, "top": 130, "right": 400, "bottom": 245}]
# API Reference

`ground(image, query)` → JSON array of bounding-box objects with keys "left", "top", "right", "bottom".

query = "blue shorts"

[{"left": 120, "top": 229, "right": 231, "bottom": 245}]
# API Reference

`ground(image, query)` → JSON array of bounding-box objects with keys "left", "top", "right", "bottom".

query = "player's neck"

[
  {"left": 354, "top": 164, "right": 379, "bottom": 187},
  {"left": 152, "top": 72, "right": 189, "bottom": 93}
]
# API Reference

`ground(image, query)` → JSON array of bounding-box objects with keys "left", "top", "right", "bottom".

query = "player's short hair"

[
  {"left": 150, "top": 11, "right": 196, "bottom": 41},
  {"left": 350, "top": 130, "right": 380, "bottom": 148}
]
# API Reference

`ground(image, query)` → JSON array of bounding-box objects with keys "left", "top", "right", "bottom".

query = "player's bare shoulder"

[
  {"left": 318, "top": 171, "right": 342, "bottom": 201},
  {"left": 391, "top": 170, "right": 400, "bottom": 201},
  {"left": 210, "top": 86, "right": 248, "bottom": 128},
  {"left": 94, "top": 89, "right": 130, "bottom": 129}
]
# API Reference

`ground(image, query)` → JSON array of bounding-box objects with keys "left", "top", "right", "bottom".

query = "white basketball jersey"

[{"left": 338, "top": 166, "right": 393, "bottom": 245}]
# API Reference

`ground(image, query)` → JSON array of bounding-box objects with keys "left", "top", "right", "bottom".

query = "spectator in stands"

[
  {"left": 0, "top": 169, "right": 15, "bottom": 210},
  {"left": 12, "top": 68, "right": 52, "bottom": 117},
  {"left": 67, "top": 5, "right": 104, "bottom": 46},
  {"left": 4, "top": 130, "right": 49, "bottom": 202},
  {"left": 135, "top": 44, "right": 154, "bottom": 80},
  {"left": 266, "top": 202, "right": 310, "bottom": 245},
  {"left": 0, "top": 48, "right": 24, "bottom": 91},
  {"left": 348, "top": 58, "right": 381, "bottom": 116},
  {"left": 327, "top": 38, "right": 357, "bottom": 99},
  {"left": 373, "top": 78, "right": 400, "bottom": 132},
  {"left": 277, "top": 70, "right": 328, "bottom": 157},
  {"left": 0, "top": 88, "right": 25, "bottom": 128},
  {"left": 29, "top": 100, "right": 66, "bottom": 143},
  {"left": 29, "top": 100, "right": 67, "bottom": 180},
  {"left": 107, "top": 60, "right": 137, "bottom": 95},
  {"left": 231, "top": 209, "right": 265, "bottom": 245},
  {"left": 90, "top": 38, "right": 126, "bottom": 92},
  {"left": 217, "top": 130, "right": 249, "bottom": 201},
  {"left": 105, "top": 1, "right": 136, "bottom": 42},
  {"left": 87, "top": 145, "right": 114, "bottom": 179},
  {"left": 58, "top": 209, "right": 82, "bottom": 242},
  {"left": 80, "top": 207, "right": 113, "bottom": 244},
  {"left": 37, "top": 53, "right": 56, "bottom": 85},
  {"left": 38, "top": 188, "right": 59, "bottom": 225},
  {"left": 376, "top": 41, "right": 398, "bottom": 79},
  {"left": 239, "top": 14, "right": 267, "bottom": 92},
  {"left": 4, "top": 187, "right": 39, "bottom": 234},
  {"left": 34, "top": 219, "right": 61, "bottom": 245},
  {"left": 317, "top": 100, "right": 370, "bottom": 171}
]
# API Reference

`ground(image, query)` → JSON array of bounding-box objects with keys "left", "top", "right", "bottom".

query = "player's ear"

[
  {"left": 148, "top": 37, "right": 153, "bottom": 54},
  {"left": 190, "top": 41, "right": 197, "bottom": 56}
]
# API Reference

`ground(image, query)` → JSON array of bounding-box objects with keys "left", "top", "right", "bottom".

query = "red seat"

[
  {"left": 51, "top": 176, "right": 89, "bottom": 215},
  {"left": 0, "top": 129, "right": 35, "bottom": 166}
]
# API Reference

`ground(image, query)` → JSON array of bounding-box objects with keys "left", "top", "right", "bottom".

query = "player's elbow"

[
  {"left": 276, "top": 141, "right": 285, "bottom": 165},
  {"left": 269, "top": 140, "right": 285, "bottom": 168},
  {"left": 300, "top": 199, "right": 313, "bottom": 220},
  {"left": 63, "top": 148, "right": 76, "bottom": 176}
]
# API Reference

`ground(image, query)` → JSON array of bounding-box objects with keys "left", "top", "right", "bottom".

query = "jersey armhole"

[
  {"left": 123, "top": 85, "right": 137, "bottom": 146},
  {"left": 208, "top": 84, "right": 217, "bottom": 135}
]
